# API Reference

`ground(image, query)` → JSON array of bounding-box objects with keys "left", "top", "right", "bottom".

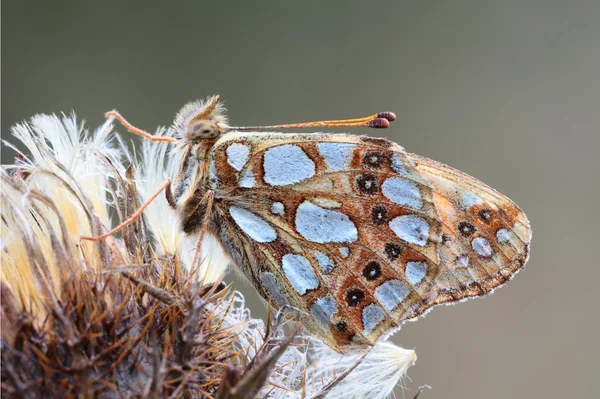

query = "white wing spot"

[
  {"left": 310, "top": 295, "right": 337, "bottom": 328},
  {"left": 339, "top": 247, "right": 350, "bottom": 258},
  {"left": 313, "top": 251, "right": 335, "bottom": 273},
  {"left": 390, "top": 153, "right": 409, "bottom": 175},
  {"left": 296, "top": 201, "right": 358, "bottom": 243},
  {"left": 472, "top": 237, "right": 493, "bottom": 257},
  {"left": 456, "top": 255, "right": 469, "bottom": 267},
  {"left": 226, "top": 144, "right": 250, "bottom": 171},
  {"left": 316, "top": 143, "right": 356, "bottom": 171},
  {"left": 375, "top": 279, "right": 410, "bottom": 312},
  {"left": 362, "top": 304, "right": 386, "bottom": 335},
  {"left": 271, "top": 202, "right": 285, "bottom": 215},
  {"left": 229, "top": 206, "right": 277, "bottom": 243},
  {"left": 389, "top": 215, "right": 430, "bottom": 247},
  {"left": 264, "top": 144, "right": 315, "bottom": 186},
  {"left": 282, "top": 254, "right": 319, "bottom": 295},
  {"left": 405, "top": 261, "right": 428, "bottom": 285},
  {"left": 381, "top": 177, "right": 423, "bottom": 209},
  {"left": 496, "top": 228, "right": 511, "bottom": 243},
  {"left": 461, "top": 192, "right": 484, "bottom": 210},
  {"left": 239, "top": 169, "right": 255, "bottom": 188}
]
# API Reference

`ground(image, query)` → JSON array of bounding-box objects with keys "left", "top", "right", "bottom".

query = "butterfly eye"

[{"left": 186, "top": 120, "right": 219, "bottom": 140}]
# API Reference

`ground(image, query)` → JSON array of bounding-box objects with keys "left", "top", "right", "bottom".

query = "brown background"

[{"left": 3, "top": 1, "right": 599, "bottom": 398}]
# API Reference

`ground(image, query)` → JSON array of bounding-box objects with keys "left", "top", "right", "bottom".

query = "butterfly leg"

[
  {"left": 81, "top": 178, "right": 172, "bottom": 241},
  {"left": 187, "top": 189, "right": 215, "bottom": 283},
  {"left": 164, "top": 179, "right": 177, "bottom": 209},
  {"left": 105, "top": 110, "right": 177, "bottom": 143},
  {"left": 171, "top": 144, "right": 196, "bottom": 208}
]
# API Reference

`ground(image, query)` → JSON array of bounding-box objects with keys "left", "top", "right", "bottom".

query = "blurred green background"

[{"left": 3, "top": 1, "right": 599, "bottom": 398}]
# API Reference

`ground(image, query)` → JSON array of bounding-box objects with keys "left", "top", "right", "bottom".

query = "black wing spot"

[
  {"left": 363, "top": 261, "right": 382, "bottom": 281},
  {"left": 346, "top": 289, "right": 365, "bottom": 307},
  {"left": 478, "top": 209, "right": 493, "bottom": 223},
  {"left": 363, "top": 151, "right": 385, "bottom": 169},
  {"left": 335, "top": 320, "right": 348, "bottom": 332},
  {"left": 440, "top": 233, "right": 452, "bottom": 245},
  {"left": 356, "top": 174, "right": 378, "bottom": 195},
  {"left": 384, "top": 243, "right": 402, "bottom": 261},
  {"left": 371, "top": 205, "right": 388, "bottom": 225},
  {"left": 457, "top": 221, "right": 476, "bottom": 237}
]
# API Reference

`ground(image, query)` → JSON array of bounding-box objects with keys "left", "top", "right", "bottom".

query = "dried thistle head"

[{"left": 1, "top": 113, "right": 416, "bottom": 398}]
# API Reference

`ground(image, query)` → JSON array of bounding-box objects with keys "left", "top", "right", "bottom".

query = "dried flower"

[{"left": 1, "top": 113, "right": 416, "bottom": 398}]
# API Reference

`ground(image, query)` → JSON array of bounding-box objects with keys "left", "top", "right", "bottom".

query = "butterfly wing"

[
  {"left": 209, "top": 132, "right": 531, "bottom": 351},
  {"left": 408, "top": 154, "right": 531, "bottom": 303}
]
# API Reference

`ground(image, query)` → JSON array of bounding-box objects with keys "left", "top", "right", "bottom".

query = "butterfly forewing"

[{"left": 208, "top": 132, "right": 531, "bottom": 351}]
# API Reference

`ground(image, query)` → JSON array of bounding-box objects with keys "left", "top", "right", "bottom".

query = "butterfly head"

[
  {"left": 186, "top": 119, "right": 221, "bottom": 140},
  {"left": 172, "top": 95, "right": 229, "bottom": 142}
]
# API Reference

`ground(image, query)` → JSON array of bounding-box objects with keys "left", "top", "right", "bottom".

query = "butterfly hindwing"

[
  {"left": 409, "top": 154, "right": 531, "bottom": 298},
  {"left": 209, "top": 132, "right": 531, "bottom": 351}
]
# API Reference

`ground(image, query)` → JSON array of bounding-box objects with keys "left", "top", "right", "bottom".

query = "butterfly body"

[{"left": 167, "top": 96, "right": 531, "bottom": 352}]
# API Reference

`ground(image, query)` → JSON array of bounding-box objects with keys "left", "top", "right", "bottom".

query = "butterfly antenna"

[
  {"left": 105, "top": 110, "right": 178, "bottom": 143},
  {"left": 224, "top": 111, "right": 396, "bottom": 131}
]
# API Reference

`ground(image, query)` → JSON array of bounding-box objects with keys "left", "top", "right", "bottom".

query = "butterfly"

[{"left": 92, "top": 95, "right": 531, "bottom": 352}]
